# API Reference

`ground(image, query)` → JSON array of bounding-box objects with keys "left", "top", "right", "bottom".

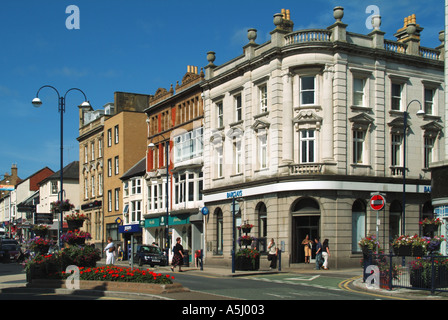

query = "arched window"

[
  {"left": 352, "top": 199, "right": 366, "bottom": 253},
  {"left": 292, "top": 197, "right": 320, "bottom": 214},
  {"left": 215, "top": 208, "right": 223, "bottom": 255},
  {"left": 257, "top": 202, "right": 267, "bottom": 253},
  {"left": 389, "top": 200, "right": 402, "bottom": 242}
]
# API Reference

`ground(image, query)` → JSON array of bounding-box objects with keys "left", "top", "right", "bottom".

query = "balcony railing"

[
  {"left": 390, "top": 166, "right": 406, "bottom": 176},
  {"left": 289, "top": 163, "right": 323, "bottom": 175},
  {"left": 419, "top": 46, "right": 441, "bottom": 60},
  {"left": 384, "top": 39, "right": 407, "bottom": 54},
  {"left": 285, "top": 29, "right": 331, "bottom": 45}
]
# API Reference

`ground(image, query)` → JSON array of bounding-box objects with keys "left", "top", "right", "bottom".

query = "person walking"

[
  {"left": 104, "top": 237, "right": 116, "bottom": 265},
  {"left": 171, "top": 237, "right": 184, "bottom": 272},
  {"left": 301, "top": 235, "right": 312, "bottom": 264},
  {"left": 314, "top": 237, "right": 322, "bottom": 270},
  {"left": 322, "top": 239, "right": 330, "bottom": 270},
  {"left": 267, "top": 238, "right": 278, "bottom": 269}
]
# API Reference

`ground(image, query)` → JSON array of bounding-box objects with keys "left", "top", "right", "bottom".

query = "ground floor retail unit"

[{"left": 203, "top": 179, "right": 432, "bottom": 268}]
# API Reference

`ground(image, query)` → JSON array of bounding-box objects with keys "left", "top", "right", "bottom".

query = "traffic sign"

[{"left": 370, "top": 194, "right": 385, "bottom": 211}]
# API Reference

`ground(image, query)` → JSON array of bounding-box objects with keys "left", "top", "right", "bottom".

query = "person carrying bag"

[{"left": 267, "top": 238, "right": 278, "bottom": 269}]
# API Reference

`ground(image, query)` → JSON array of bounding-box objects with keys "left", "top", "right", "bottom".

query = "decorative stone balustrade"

[{"left": 285, "top": 29, "right": 331, "bottom": 45}]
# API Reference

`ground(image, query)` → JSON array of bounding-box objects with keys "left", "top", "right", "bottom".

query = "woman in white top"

[
  {"left": 104, "top": 237, "right": 115, "bottom": 265},
  {"left": 267, "top": 238, "right": 278, "bottom": 269}
]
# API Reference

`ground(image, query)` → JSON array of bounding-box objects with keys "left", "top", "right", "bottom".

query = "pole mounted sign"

[{"left": 370, "top": 194, "right": 386, "bottom": 211}]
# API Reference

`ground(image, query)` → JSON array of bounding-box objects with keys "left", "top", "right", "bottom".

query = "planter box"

[
  {"left": 27, "top": 279, "right": 188, "bottom": 294},
  {"left": 412, "top": 246, "right": 425, "bottom": 257},
  {"left": 410, "top": 266, "right": 448, "bottom": 289},
  {"left": 380, "top": 276, "right": 391, "bottom": 290},
  {"left": 235, "top": 255, "right": 259, "bottom": 271},
  {"left": 393, "top": 245, "right": 412, "bottom": 256}
]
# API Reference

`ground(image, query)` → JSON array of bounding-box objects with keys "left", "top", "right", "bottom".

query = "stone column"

[{"left": 281, "top": 71, "right": 294, "bottom": 165}]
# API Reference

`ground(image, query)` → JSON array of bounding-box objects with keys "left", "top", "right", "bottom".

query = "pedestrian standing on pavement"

[
  {"left": 267, "top": 238, "right": 278, "bottom": 269},
  {"left": 314, "top": 237, "right": 322, "bottom": 270},
  {"left": 104, "top": 237, "right": 115, "bottom": 265},
  {"left": 117, "top": 245, "right": 123, "bottom": 261},
  {"left": 301, "top": 235, "right": 312, "bottom": 264},
  {"left": 171, "top": 237, "right": 184, "bottom": 272},
  {"left": 322, "top": 239, "right": 330, "bottom": 270}
]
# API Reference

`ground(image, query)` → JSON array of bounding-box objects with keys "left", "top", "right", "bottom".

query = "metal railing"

[{"left": 363, "top": 253, "right": 448, "bottom": 295}]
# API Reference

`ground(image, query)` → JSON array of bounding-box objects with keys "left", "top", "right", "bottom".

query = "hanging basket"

[
  {"left": 394, "top": 245, "right": 412, "bottom": 256},
  {"left": 412, "top": 246, "right": 425, "bottom": 257},
  {"left": 424, "top": 224, "right": 438, "bottom": 233},
  {"left": 67, "top": 220, "right": 84, "bottom": 231}
]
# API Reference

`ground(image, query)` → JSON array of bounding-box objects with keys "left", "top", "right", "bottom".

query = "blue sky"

[{"left": 0, "top": 0, "right": 445, "bottom": 179}]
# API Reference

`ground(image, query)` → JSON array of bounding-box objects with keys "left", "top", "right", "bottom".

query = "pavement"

[{"left": 1, "top": 258, "right": 447, "bottom": 300}]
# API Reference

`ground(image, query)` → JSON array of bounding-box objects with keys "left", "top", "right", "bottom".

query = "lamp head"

[
  {"left": 80, "top": 101, "right": 91, "bottom": 108},
  {"left": 148, "top": 142, "right": 155, "bottom": 149},
  {"left": 416, "top": 109, "right": 425, "bottom": 116},
  {"left": 32, "top": 97, "right": 42, "bottom": 108}
]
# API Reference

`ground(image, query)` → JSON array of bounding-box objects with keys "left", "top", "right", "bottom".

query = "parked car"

[
  {"left": 134, "top": 244, "right": 167, "bottom": 267},
  {"left": 0, "top": 239, "right": 21, "bottom": 261}
]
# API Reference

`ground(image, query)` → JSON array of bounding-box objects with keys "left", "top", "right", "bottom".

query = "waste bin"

[{"left": 183, "top": 250, "right": 189, "bottom": 267}]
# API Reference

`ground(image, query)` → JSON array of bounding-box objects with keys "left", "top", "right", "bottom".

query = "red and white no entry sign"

[{"left": 370, "top": 194, "right": 385, "bottom": 211}]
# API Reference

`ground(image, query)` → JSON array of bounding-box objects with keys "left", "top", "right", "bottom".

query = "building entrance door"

[{"left": 292, "top": 215, "right": 320, "bottom": 264}]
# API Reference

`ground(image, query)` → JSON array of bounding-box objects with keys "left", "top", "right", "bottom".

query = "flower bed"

[
  {"left": 27, "top": 278, "right": 187, "bottom": 294},
  {"left": 27, "top": 266, "right": 185, "bottom": 294}
]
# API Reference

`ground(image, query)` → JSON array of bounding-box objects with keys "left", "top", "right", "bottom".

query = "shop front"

[
  {"left": 143, "top": 213, "right": 203, "bottom": 264},
  {"left": 118, "top": 223, "right": 142, "bottom": 261}
]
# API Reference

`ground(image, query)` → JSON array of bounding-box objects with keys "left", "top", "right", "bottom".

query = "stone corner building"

[{"left": 201, "top": 7, "right": 445, "bottom": 268}]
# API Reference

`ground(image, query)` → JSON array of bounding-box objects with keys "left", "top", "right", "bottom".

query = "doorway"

[{"left": 292, "top": 215, "right": 320, "bottom": 263}]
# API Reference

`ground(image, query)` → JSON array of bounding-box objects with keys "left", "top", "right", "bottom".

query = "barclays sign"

[{"left": 227, "top": 190, "right": 243, "bottom": 199}]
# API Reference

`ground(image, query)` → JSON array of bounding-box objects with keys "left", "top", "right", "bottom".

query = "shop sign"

[
  {"left": 227, "top": 190, "right": 242, "bottom": 199},
  {"left": 118, "top": 224, "right": 141, "bottom": 234}
]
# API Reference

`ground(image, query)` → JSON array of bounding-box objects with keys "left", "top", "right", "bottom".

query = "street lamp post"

[
  {"left": 32, "top": 85, "right": 90, "bottom": 248},
  {"left": 148, "top": 136, "right": 170, "bottom": 261},
  {"left": 402, "top": 99, "right": 425, "bottom": 235},
  {"left": 231, "top": 196, "right": 243, "bottom": 273}
]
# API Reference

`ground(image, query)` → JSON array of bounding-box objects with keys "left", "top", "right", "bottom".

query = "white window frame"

[
  {"left": 391, "top": 134, "right": 402, "bottom": 167},
  {"left": 98, "top": 173, "right": 103, "bottom": 196},
  {"left": 130, "top": 200, "right": 141, "bottom": 223},
  {"left": 84, "top": 145, "right": 88, "bottom": 163},
  {"left": 353, "top": 78, "right": 365, "bottom": 107},
  {"left": 424, "top": 88, "right": 434, "bottom": 115},
  {"left": 107, "top": 190, "right": 112, "bottom": 212},
  {"left": 98, "top": 139, "right": 102, "bottom": 158},
  {"left": 258, "top": 133, "right": 268, "bottom": 169},
  {"left": 424, "top": 136, "right": 435, "bottom": 169},
  {"left": 91, "top": 142, "right": 95, "bottom": 161},
  {"left": 114, "top": 156, "right": 119, "bottom": 175},
  {"left": 217, "top": 102, "right": 223, "bottom": 128},
  {"left": 114, "top": 125, "right": 119, "bottom": 144},
  {"left": 300, "top": 129, "right": 316, "bottom": 163},
  {"left": 107, "top": 159, "right": 112, "bottom": 177},
  {"left": 353, "top": 130, "right": 365, "bottom": 164},
  {"left": 107, "top": 129, "right": 112, "bottom": 147},
  {"left": 131, "top": 178, "right": 142, "bottom": 195},
  {"left": 115, "top": 188, "right": 120, "bottom": 211},
  {"left": 233, "top": 138, "right": 242, "bottom": 174},
  {"left": 91, "top": 176, "right": 95, "bottom": 197},
  {"left": 84, "top": 178, "right": 88, "bottom": 199},
  {"left": 300, "top": 76, "right": 316, "bottom": 106},
  {"left": 216, "top": 147, "right": 223, "bottom": 178},
  {"left": 259, "top": 84, "right": 268, "bottom": 113},
  {"left": 391, "top": 83, "right": 402, "bottom": 111},
  {"left": 235, "top": 94, "right": 242, "bottom": 122}
]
